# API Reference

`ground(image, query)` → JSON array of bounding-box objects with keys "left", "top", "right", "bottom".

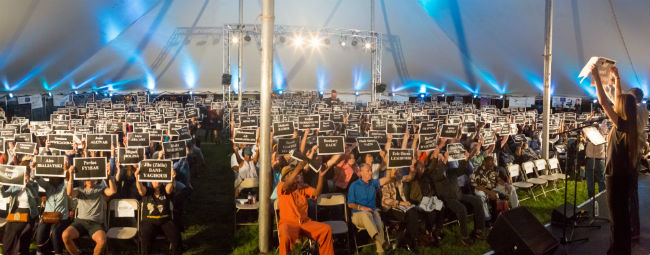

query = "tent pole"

[
  {"left": 237, "top": 0, "right": 243, "bottom": 112},
  {"left": 542, "top": 0, "right": 553, "bottom": 160},
  {"left": 370, "top": 0, "right": 376, "bottom": 102},
  {"left": 258, "top": 0, "right": 274, "bottom": 252}
]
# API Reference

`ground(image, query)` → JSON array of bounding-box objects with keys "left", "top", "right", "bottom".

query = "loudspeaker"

[
  {"left": 221, "top": 74, "right": 232, "bottom": 85},
  {"left": 487, "top": 206, "right": 559, "bottom": 255},
  {"left": 551, "top": 202, "right": 587, "bottom": 226}
]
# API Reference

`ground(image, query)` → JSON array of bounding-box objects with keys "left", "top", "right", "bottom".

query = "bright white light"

[
  {"left": 74, "top": 91, "right": 78, "bottom": 95},
  {"left": 643, "top": 100, "right": 647, "bottom": 104},
  {"left": 319, "top": 91, "right": 324, "bottom": 95},
  {"left": 355, "top": 91, "right": 360, "bottom": 96},
  {"left": 8, "top": 93, "right": 14, "bottom": 98},
  {"left": 293, "top": 36, "right": 304, "bottom": 47},
  {"left": 474, "top": 94, "right": 478, "bottom": 98},
  {"left": 310, "top": 37, "right": 321, "bottom": 48},
  {"left": 364, "top": 42, "right": 372, "bottom": 49},
  {"left": 231, "top": 36, "right": 239, "bottom": 44},
  {"left": 420, "top": 94, "right": 425, "bottom": 98},
  {"left": 279, "top": 90, "right": 283, "bottom": 95},
  {"left": 499, "top": 95, "right": 504, "bottom": 99},
  {"left": 189, "top": 91, "right": 193, "bottom": 95},
  {"left": 441, "top": 94, "right": 445, "bottom": 97},
  {"left": 109, "top": 92, "right": 113, "bottom": 97},
  {"left": 340, "top": 41, "right": 346, "bottom": 47},
  {"left": 48, "top": 92, "right": 52, "bottom": 97},
  {"left": 592, "top": 99, "right": 598, "bottom": 104}
]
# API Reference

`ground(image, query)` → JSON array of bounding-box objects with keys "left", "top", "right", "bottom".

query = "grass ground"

[{"left": 193, "top": 142, "right": 590, "bottom": 254}]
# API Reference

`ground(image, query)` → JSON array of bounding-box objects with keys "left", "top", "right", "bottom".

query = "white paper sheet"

[
  {"left": 582, "top": 126, "right": 606, "bottom": 146},
  {"left": 115, "top": 200, "right": 135, "bottom": 218}
]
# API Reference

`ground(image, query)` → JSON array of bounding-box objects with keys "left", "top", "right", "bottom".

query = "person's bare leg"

[
  {"left": 91, "top": 230, "right": 107, "bottom": 255},
  {"left": 62, "top": 226, "right": 80, "bottom": 255}
]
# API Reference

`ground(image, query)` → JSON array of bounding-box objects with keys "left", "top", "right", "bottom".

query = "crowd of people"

[
  {"left": 0, "top": 96, "right": 207, "bottom": 255},
  {"left": 230, "top": 70, "right": 648, "bottom": 254}
]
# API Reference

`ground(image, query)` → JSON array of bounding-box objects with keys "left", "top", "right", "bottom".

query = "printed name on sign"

[
  {"left": 356, "top": 137, "right": 381, "bottom": 153},
  {"left": 368, "top": 130, "right": 387, "bottom": 144},
  {"left": 446, "top": 143, "right": 467, "bottom": 162},
  {"left": 0, "top": 165, "right": 26, "bottom": 187},
  {"left": 14, "top": 133, "right": 31, "bottom": 143},
  {"left": 418, "top": 134, "right": 438, "bottom": 151},
  {"left": 239, "top": 116, "right": 259, "bottom": 128},
  {"left": 138, "top": 160, "right": 173, "bottom": 182},
  {"left": 277, "top": 138, "right": 298, "bottom": 155},
  {"left": 127, "top": 133, "right": 150, "bottom": 147},
  {"left": 118, "top": 147, "right": 145, "bottom": 165},
  {"left": 317, "top": 136, "right": 345, "bottom": 155},
  {"left": 386, "top": 121, "right": 407, "bottom": 134},
  {"left": 273, "top": 122, "right": 294, "bottom": 137},
  {"left": 73, "top": 157, "right": 107, "bottom": 180},
  {"left": 34, "top": 156, "right": 66, "bottom": 177},
  {"left": 47, "top": 134, "right": 74, "bottom": 151},
  {"left": 419, "top": 122, "right": 438, "bottom": 134},
  {"left": 440, "top": 124, "right": 459, "bottom": 138},
  {"left": 298, "top": 115, "right": 320, "bottom": 130},
  {"left": 388, "top": 149, "right": 413, "bottom": 169},
  {"left": 86, "top": 134, "right": 114, "bottom": 151},
  {"left": 15, "top": 142, "right": 36, "bottom": 155},
  {"left": 163, "top": 141, "right": 187, "bottom": 160},
  {"left": 234, "top": 128, "right": 257, "bottom": 144},
  {"left": 319, "top": 120, "right": 335, "bottom": 132}
]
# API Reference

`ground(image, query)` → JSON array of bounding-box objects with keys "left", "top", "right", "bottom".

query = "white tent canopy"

[{"left": 0, "top": 0, "right": 648, "bottom": 97}]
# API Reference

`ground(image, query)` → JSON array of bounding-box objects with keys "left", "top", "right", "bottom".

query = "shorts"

[{"left": 70, "top": 219, "right": 105, "bottom": 237}]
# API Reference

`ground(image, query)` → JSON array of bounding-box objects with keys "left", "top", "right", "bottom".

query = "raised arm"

[
  {"left": 67, "top": 165, "right": 78, "bottom": 198},
  {"left": 104, "top": 162, "right": 117, "bottom": 197},
  {"left": 134, "top": 166, "right": 147, "bottom": 197},
  {"left": 165, "top": 169, "right": 176, "bottom": 195}
]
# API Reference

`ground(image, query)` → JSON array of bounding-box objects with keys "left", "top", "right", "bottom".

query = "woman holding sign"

[
  {"left": 592, "top": 65, "right": 638, "bottom": 254},
  {"left": 1, "top": 162, "right": 39, "bottom": 255},
  {"left": 35, "top": 174, "right": 69, "bottom": 255},
  {"left": 135, "top": 166, "right": 182, "bottom": 255}
]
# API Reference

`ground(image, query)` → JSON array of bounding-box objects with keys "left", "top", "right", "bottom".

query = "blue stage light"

[
  {"left": 355, "top": 91, "right": 360, "bottom": 96},
  {"left": 420, "top": 94, "right": 425, "bottom": 98},
  {"left": 109, "top": 92, "right": 113, "bottom": 97},
  {"left": 48, "top": 92, "right": 52, "bottom": 97},
  {"left": 8, "top": 93, "right": 14, "bottom": 98},
  {"left": 319, "top": 91, "right": 324, "bottom": 95},
  {"left": 278, "top": 90, "right": 283, "bottom": 95},
  {"left": 473, "top": 94, "right": 478, "bottom": 98},
  {"left": 643, "top": 100, "right": 648, "bottom": 104},
  {"left": 499, "top": 95, "right": 504, "bottom": 99},
  {"left": 592, "top": 99, "right": 598, "bottom": 104},
  {"left": 189, "top": 91, "right": 193, "bottom": 95}
]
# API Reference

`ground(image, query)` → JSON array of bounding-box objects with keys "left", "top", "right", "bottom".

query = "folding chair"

[
  {"left": 508, "top": 164, "right": 534, "bottom": 201},
  {"left": 316, "top": 193, "right": 351, "bottom": 253},
  {"left": 106, "top": 199, "right": 139, "bottom": 253},
  {"left": 534, "top": 159, "right": 559, "bottom": 191},
  {"left": 547, "top": 157, "right": 567, "bottom": 182},
  {"left": 235, "top": 178, "right": 260, "bottom": 228},
  {"left": 521, "top": 161, "right": 548, "bottom": 197},
  {"left": 138, "top": 200, "right": 174, "bottom": 254}
]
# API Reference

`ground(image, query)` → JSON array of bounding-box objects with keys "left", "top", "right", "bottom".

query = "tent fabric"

[{"left": 0, "top": 0, "right": 648, "bottom": 97}]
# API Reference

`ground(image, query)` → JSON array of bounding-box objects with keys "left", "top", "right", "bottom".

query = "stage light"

[
  {"left": 420, "top": 94, "right": 425, "bottom": 98},
  {"left": 643, "top": 100, "right": 647, "bottom": 104},
  {"left": 74, "top": 91, "right": 78, "bottom": 95},
  {"left": 278, "top": 90, "right": 283, "bottom": 95},
  {"left": 293, "top": 36, "right": 304, "bottom": 47},
  {"left": 231, "top": 36, "right": 239, "bottom": 44},
  {"left": 473, "top": 94, "right": 478, "bottom": 98},
  {"left": 310, "top": 37, "right": 321, "bottom": 48},
  {"left": 244, "top": 34, "right": 251, "bottom": 42},
  {"left": 592, "top": 99, "right": 598, "bottom": 104},
  {"left": 340, "top": 40, "right": 346, "bottom": 47},
  {"left": 48, "top": 92, "right": 52, "bottom": 97},
  {"left": 189, "top": 91, "right": 193, "bottom": 95},
  {"left": 319, "top": 91, "right": 324, "bottom": 95},
  {"left": 499, "top": 95, "right": 504, "bottom": 99},
  {"left": 109, "top": 92, "right": 113, "bottom": 97},
  {"left": 355, "top": 91, "right": 360, "bottom": 96},
  {"left": 364, "top": 42, "right": 372, "bottom": 49},
  {"left": 351, "top": 40, "right": 358, "bottom": 47},
  {"left": 8, "top": 93, "right": 14, "bottom": 98},
  {"left": 441, "top": 94, "right": 445, "bottom": 97}
]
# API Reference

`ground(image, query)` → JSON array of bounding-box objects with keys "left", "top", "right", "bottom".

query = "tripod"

[{"left": 556, "top": 122, "right": 600, "bottom": 245}]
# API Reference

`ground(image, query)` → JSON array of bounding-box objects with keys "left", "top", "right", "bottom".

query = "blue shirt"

[{"left": 348, "top": 178, "right": 380, "bottom": 212}]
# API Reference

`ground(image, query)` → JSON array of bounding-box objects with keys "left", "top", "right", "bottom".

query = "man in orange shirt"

[{"left": 277, "top": 159, "right": 333, "bottom": 255}]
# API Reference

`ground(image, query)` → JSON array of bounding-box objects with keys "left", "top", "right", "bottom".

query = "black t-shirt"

[{"left": 142, "top": 188, "right": 171, "bottom": 222}]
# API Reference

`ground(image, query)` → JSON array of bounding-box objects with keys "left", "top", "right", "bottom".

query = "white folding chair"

[
  {"left": 508, "top": 164, "right": 534, "bottom": 201},
  {"left": 106, "top": 199, "right": 139, "bottom": 253},
  {"left": 522, "top": 161, "right": 548, "bottom": 197},
  {"left": 235, "top": 178, "right": 260, "bottom": 228},
  {"left": 547, "top": 157, "right": 567, "bottom": 181},
  {"left": 534, "top": 159, "right": 559, "bottom": 191}
]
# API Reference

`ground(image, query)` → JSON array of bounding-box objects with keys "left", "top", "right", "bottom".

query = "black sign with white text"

[
  {"left": 138, "top": 160, "right": 173, "bottom": 182},
  {"left": 317, "top": 136, "right": 345, "bottom": 155},
  {"left": 240, "top": 116, "right": 259, "bottom": 128},
  {"left": 446, "top": 143, "right": 467, "bottom": 162},
  {"left": 388, "top": 149, "right": 413, "bottom": 168},
  {"left": 356, "top": 137, "right": 381, "bottom": 153},
  {"left": 15, "top": 142, "right": 36, "bottom": 155},
  {"left": 273, "top": 122, "right": 294, "bottom": 137},
  {"left": 419, "top": 122, "right": 438, "bottom": 134},
  {"left": 163, "top": 141, "right": 187, "bottom": 160},
  {"left": 73, "top": 157, "right": 107, "bottom": 180},
  {"left": 386, "top": 121, "right": 407, "bottom": 134},
  {"left": 127, "top": 133, "right": 150, "bottom": 147},
  {"left": 418, "top": 134, "right": 438, "bottom": 151},
  {"left": 277, "top": 138, "right": 298, "bottom": 155},
  {"left": 234, "top": 128, "right": 257, "bottom": 144},
  {"left": 0, "top": 165, "right": 26, "bottom": 187},
  {"left": 48, "top": 134, "right": 74, "bottom": 151},
  {"left": 35, "top": 156, "right": 66, "bottom": 177},
  {"left": 298, "top": 115, "right": 320, "bottom": 130},
  {"left": 86, "top": 134, "right": 114, "bottom": 151},
  {"left": 440, "top": 124, "right": 459, "bottom": 138},
  {"left": 118, "top": 147, "right": 145, "bottom": 165},
  {"left": 319, "top": 120, "right": 335, "bottom": 132}
]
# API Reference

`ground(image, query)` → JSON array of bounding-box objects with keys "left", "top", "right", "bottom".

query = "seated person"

[
  {"left": 233, "top": 146, "right": 259, "bottom": 198},
  {"left": 348, "top": 163, "right": 392, "bottom": 254},
  {"left": 35, "top": 175, "right": 70, "bottom": 255},
  {"left": 2, "top": 162, "right": 39, "bottom": 255},
  {"left": 277, "top": 159, "right": 333, "bottom": 255},
  {"left": 63, "top": 164, "right": 116, "bottom": 255},
  {"left": 381, "top": 168, "right": 420, "bottom": 251},
  {"left": 135, "top": 166, "right": 182, "bottom": 255},
  {"left": 472, "top": 156, "right": 519, "bottom": 214},
  {"left": 432, "top": 139, "right": 486, "bottom": 245}
]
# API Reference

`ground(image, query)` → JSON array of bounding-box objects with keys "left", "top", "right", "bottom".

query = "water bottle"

[
  {"left": 594, "top": 201, "right": 599, "bottom": 217},
  {"left": 247, "top": 192, "right": 253, "bottom": 204}
]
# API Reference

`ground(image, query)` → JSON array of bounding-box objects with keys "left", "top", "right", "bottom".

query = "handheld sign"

[
  {"left": 440, "top": 124, "right": 459, "bottom": 139},
  {"left": 239, "top": 116, "right": 258, "bottom": 128},
  {"left": 368, "top": 130, "right": 387, "bottom": 144},
  {"left": 482, "top": 130, "right": 496, "bottom": 146},
  {"left": 0, "top": 165, "right": 26, "bottom": 187},
  {"left": 73, "top": 157, "right": 107, "bottom": 180},
  {"left": 461, "top": 122, "right": 477, "bottom": 134},
  {"left": 0, "top": 137, "right": 5, "bottom": 153},
  {"left": 118, "top": 147, "right": 145, "bottom": 165},
  {"left": 163, "top": 141, "right": 187, "bottom": 160},
  {"left": 273, "top": 122, "right": 294, "bottom": 137},
  {"left": 446, "top": 143, "right": 467, "bottom": 162},
  {"left": 138, "top": 160, "right": 173, "bottom": 182},
  {"left": 356, "top": 137, "right": 381, "bottom": 154},
  {"left": 319, "top": 120, "right": 335, "bottom": 132},
  {"left": 277, "top": 138, "right": 298, "bottom": 155},
  {"left": 48, "top": 134, "right": 74, "bottom": 151},
  {"left": 34, "top": 155, "right": 66, "bottom": 177},
  {"left": 127, "top": 133, "right": 150, "bottom": 147},
  {"left": 388, "top": 149, "right": 413, "bottom": 168},
  {"left": 15, "top": 142, "right": 36, "bottom": 155},
  {"left": 14, "top": 133, "right": 31, "bottom": 143},
  {"left": 419, "top": 122, "right": 438, "bottom": 134},
  {"left": 173, "top": 127, "right": 192, "bottom": 141},
  {"left": 298, "top": 115, "right": 320, "bottom": 130},
  {"left": 234, "top": 128, "right": 257, "bottom": 144},
  {"left": 418, "top": 134, "right": 438, "bottom": 151},
  {"left": 386, "top": 121, "right": 407, "bottom": 134},
  {"left": 86, "top": 134, "right": 114, "bottom": 151},
  {"left": 345, "top": 129, "right": 362, "bottom": 144},
  {"left": 317, "top": 136, "right": 345, "bottom": 155}
]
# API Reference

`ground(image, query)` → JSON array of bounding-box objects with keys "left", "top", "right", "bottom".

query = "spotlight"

[
  {"left": 189, "top": 91, "right": 193, "bottom": 95},
  {"left": 364, "top": 42, "right": 372, "bottom": 49},
  {"left": 355, "top": 91, "right": 360, "bottom": 96},
  {"left": 279, "top": 36, "right": 286, "bottom": 43},
  {"left": 592, "top": 99, "right": 598, "bottom": 104},
  {"left": 473, "top": 94, "right": 478, "bottom": 98},
  {"left": 244, "top": 34, "right": 251, "bottom": 42},
  {"left": 74, "top": 91, "right": 78, "bottom": 95},
  {"left": 293, "top": 36, "right": 304, "bottom": 47},
  {"left": 48, "top": 92, "right": 52, "bottom": 97},
  {"left": 109, "top": 92, "right": 113, "bottom": 97},
  {"left": 441, "top": 94, "right": 445, "bottom": 97},
  {"left": 231, "top": 36, "right": 239, "bottom": 44},
  {"left": 340, "top": 40, "right": 346, "bottom": 47},
  {"left": 319, "top": 91, "right": 324, "bottom": 95},
  {"left": 351, "top": 40, "right": 358, "bottom": 47},
  {"left": 310, "top": 37, "right": 321, "bottom": 48},
  {"left": 643, "top": 100, "right": 647, "bottom": 104},
  {"left": 420, "top": 94, "right": 425, "bottom": 98},
  {"left": 94, "top": 91, "right": 98, "bottom": 95},
  {"left": 8, "top": 93, "right": 14, "bottom": 98},
  {"left": 499, "top": 95, "right": 504, "bottom": 99},
  {"left": 278, "top": 90, "right": 283, "bottom": 95}
]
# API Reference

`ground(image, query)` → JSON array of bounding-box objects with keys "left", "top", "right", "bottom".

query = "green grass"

[{"left": 194, "top": 143, "right": 592, "bottom": 254}]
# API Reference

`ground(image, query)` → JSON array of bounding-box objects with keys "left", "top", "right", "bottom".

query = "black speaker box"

[
  {"left": 222, "top": 73, "right": 232, "bottom": 85},
  {"left": 487, "top": 206, "right": 559, "bottom": 255},
  {"left": 551, "top": 202, "right": 588, "bottom": 226}
]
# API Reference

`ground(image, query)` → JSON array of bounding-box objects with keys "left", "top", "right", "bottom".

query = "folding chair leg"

[{"left": 530, "top": 187, "right": 537, "bottom": 201}]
